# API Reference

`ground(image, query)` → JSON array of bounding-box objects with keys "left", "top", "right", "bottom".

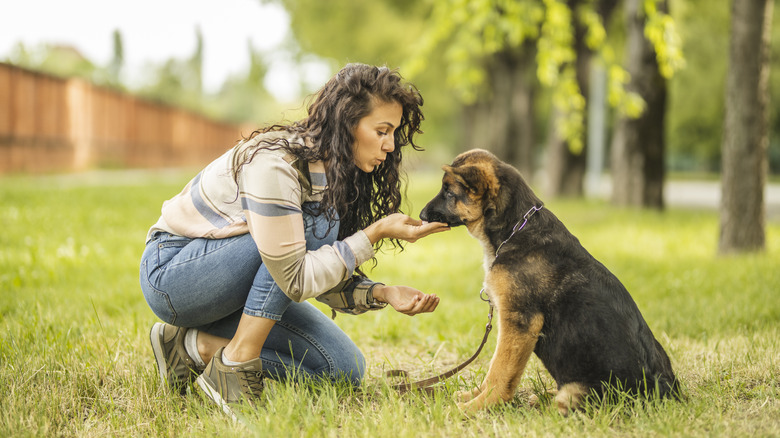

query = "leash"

[
  {"left": 389, "top": 304, "right": 493, "bottom": 394},
  {"left": 387, "top": 203, "right": 544, "bottom": 395}
]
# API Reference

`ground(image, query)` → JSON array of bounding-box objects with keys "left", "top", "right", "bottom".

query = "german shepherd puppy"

[{"left": 420, "top": 149, "right": 679, "bottom": 414}]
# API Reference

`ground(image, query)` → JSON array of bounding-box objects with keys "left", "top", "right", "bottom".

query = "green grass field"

[{"left": 1, "top": 170, "right": 778, "bottom": 437}]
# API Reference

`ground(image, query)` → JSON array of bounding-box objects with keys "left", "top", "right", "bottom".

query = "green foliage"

[
  {"left": 268, "top": 0, "right": 464, "bottom": 150},
  {"left": 137, "top": 57, "right": 204, "bottom": 111},
  {"left": 666, "top": 0, "right": 729, "bottom": 172},
  {"left": 273, "top": 0, "right": 427, "bottom": 68},
  {"left": 607, "top": 63, "right": 646, "bottom": 117},
  {"left": 207, "top": 43, "right": 285, "bottom": 125},
  {"left": 667, "top": 0, "right": 780, "bottom": 173},
  {"left": 404, "top": 0, "right": 689, "bottom": 155},
  {"left": 1, "top": 171, "right": 779, "bottom": 436},
  {"left": 106, "top": 29, "right": 124, "bottom": 88},
  {"left": 136, "top": 28, "right": 207, "bottom": 114},
  {"left": 3, "top": 0, "right": 777, "bottom": 175},
  {"left": 405, "top": 0, "right": 545, "bottom": 104},
  {"left": 643, "top": 0, "right": 685, "bottom": 79},
  {"left": 7, "top": 42, "right": 99, "bottom": 82},
  {"left": 405, "top": 0, "right": 544, "bottom": 103}
]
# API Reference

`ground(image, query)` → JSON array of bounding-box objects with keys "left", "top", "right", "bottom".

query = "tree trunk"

[
  {"left": 545, "top": 108, "right": 588, "bottom": 198},
  {"left": 610, "top": 0, "right": 667, "bottom": 209},
  {"left": 719, "top": 0, "right": 773, "bottom": 254},
  {"left": 461, "top": 46, "right": 537, "bottom": 182},
  {"left": 545, "top": 14, "right": 591, "bottom": 198}
]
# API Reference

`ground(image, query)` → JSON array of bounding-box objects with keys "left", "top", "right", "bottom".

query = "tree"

[
  {"left": 719, "top": 0, "right": 774, "bottom": 254},
  {"left": 546, "top": 0, "right": 619, "bottom": 197},
  {"left": 266, "top": 0, "right": 684, "bottom": 196},
  {"left": 610, "top": 0, "right": 677, "bottom": 209},
  {"left": 261, "top": 0, "right": 463, "bottom": 149},
  {"left": 460, "top": 44, "right": 538, "bottom": 180},
  {"left": 138, "top": 29, "right": 206, "bottom": 113},
  {"left": 405, "top": 0, "right": 674, "bottom": 198},
  {"left": 190, "top": 26, "right": 204, "bottom": 94},
  {"left": 107, "top": 29, "right": 124, "bottom": 88},
  {"left": 211, "top": 41, "right": 278, "bottom": 124},
  {"left": 7, "top": 42, "right": 97, "bottom": 81}
]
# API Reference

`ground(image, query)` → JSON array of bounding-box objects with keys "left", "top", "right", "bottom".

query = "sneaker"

[
  {"left": 149, "top": 322, "right": 204, "bottom": 394},
  {"left": 195, "top": 347, "right": 265, "bottom": 418}
]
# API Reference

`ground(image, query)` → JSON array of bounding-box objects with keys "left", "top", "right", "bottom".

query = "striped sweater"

[{"left": 146, "top": 130, "right": 376, "bottom": 303}]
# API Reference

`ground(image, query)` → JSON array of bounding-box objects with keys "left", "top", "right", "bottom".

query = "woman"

[{"left": 139, "top": 63, "right": 449, "bottom": 414}]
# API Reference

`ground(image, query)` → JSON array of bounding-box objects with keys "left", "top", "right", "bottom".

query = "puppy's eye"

[{"left": 445, "top": 190, "right": 455, "bottom": 200}]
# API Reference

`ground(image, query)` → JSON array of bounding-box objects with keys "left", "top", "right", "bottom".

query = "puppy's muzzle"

[
  {"left": 420, "top": 205, "right": 464, "bottom": 227},
  {"left": 420, "top": 208, "right": 446, "bottom": 224}
]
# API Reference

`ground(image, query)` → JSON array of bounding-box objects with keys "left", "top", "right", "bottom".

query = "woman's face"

[{"left": 352, "top": 99, "right": 402, "bottom": 173}]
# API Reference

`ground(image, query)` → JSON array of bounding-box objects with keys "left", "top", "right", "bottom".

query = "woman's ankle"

[
  {"left": 195, "top": 330, "right": 229, "bottom": 365},
  {"left": 223, "top": 314, "right": 276, "bottom": 363},
  {"left": 222, "top": 343, "right": 262, "bottom": 363}
]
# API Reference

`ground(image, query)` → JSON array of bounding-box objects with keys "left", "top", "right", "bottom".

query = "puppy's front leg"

[{"left": 458, "top": 313, "right": 543, "bottom": 413}]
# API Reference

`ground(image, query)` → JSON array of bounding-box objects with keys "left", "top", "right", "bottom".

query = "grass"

[{"left": 1, "top": 169, "right": 778, "bottom": 437}]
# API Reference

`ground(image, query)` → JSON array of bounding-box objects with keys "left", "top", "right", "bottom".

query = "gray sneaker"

[
  {"left": 195, "top": 347, "right": 265, "bottom": 418},
  {"left": 149, "top": 322, "right": 204, "bottom": 394}
]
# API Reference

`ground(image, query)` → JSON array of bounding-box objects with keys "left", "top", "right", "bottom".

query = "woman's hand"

[
  {"left": 363, "top": 213, "right": 450, "bottom": 244},
  {"left": 373, "top": 285, "right": 440, "bottom": 316}
]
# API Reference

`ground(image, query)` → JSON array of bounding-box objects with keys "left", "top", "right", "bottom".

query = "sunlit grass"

[{"left": 1, "top": 170, "right": 778, "bottom": 437}]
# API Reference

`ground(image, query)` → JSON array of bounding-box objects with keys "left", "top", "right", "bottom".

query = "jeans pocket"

[{"left": 155, "top": 235, "right": 192, "bottom": 268}]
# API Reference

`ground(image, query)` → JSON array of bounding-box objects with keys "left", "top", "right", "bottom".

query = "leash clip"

[
  {"left": 479, "top": 287, "right": 490, "bottom": 303},
  {"left": 480, "top": 289, "right": 494, "bottom": 332}
]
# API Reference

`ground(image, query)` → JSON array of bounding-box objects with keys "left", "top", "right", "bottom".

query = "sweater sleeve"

[{"left": 238, "top": 152, "right": 374, "bottom": 302}]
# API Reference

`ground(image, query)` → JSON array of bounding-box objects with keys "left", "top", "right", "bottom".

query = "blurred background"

[{"left": 1, "top": 0, "right": 778, "bottom": 247}]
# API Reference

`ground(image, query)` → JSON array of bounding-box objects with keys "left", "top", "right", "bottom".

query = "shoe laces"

[{"left": 240, "top": 370, "right": 265, "bottom": 396}]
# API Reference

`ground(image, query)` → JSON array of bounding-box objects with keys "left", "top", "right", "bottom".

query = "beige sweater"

[{"left": 146, "top": 130, "right": 375, "bottom": 303}]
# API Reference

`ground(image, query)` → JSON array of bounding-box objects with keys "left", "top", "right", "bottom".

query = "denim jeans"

[{"left": 139, "top": 205, "right": 365, "bottom": 385}]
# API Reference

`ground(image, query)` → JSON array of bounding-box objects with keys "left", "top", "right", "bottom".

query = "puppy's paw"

[
  {"left": 455, "top": 389, "right": 478, "bottom": 403},
  {"left": 528, "top": 389, "right": 557, "bottom": 408},
  {"left": 456, "top": 399, "right": 479, "bottom": 415},
  {"left": 554, "top": 383, "right": 587, "bottom": 416},
  {"left": 456, "top": 392, "right": 502, "bottom": 415}
]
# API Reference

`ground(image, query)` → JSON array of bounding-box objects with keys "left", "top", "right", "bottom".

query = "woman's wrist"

[
  {"left": 363, "top": 219, "right": 386, "bottom": 245},
  {"left": 371, "top": 284, "right": 389, "bottom": 303}
]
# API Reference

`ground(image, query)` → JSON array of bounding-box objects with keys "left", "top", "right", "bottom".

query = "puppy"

[{"left": 420, "top": 149, "right": 679, "bottom": 414}]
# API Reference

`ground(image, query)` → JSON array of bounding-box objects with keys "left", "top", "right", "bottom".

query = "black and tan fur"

[{"left": 420, "top": 149, "right": 679, "bottom": 414}]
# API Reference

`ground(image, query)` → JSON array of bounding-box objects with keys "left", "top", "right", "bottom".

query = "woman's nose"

[{"left": 382, "top": 135, "right": 395, "bottom": 152}]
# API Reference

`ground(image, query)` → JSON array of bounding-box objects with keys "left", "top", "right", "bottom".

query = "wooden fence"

[{"left": 0, "top": 62, "right": 247, "bottom": 174}]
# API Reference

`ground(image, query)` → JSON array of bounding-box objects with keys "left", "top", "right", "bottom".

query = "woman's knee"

[{"left": 330, "top": 344, "right": 366, "bottom": 386}]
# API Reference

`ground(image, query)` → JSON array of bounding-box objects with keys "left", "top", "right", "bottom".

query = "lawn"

[{"left": 1, "top": 169, "right": 778, "bottom": 437}]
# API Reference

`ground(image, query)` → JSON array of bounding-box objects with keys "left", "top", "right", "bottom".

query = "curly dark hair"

[{"left": 233, "top": 63, "right": 425, "bottom": 254}]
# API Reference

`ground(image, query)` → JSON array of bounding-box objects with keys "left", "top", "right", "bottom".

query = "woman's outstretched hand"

[
  {"left": 373, "top": 285, "right": 439, "bottom": 316},
  {"left": 364, "top": 213, "right": 450, "bottom": 244}
]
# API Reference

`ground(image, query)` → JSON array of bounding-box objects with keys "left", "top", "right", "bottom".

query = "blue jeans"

[{"left": 139, "top": 207, "right": 365, "bottom": 385}]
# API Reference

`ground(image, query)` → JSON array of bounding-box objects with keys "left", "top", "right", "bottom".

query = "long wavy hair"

[{"left": 233, "top": 63, "right": 425, "bottom": 255}]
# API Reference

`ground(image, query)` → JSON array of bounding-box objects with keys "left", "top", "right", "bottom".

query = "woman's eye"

[{"left": 377, "top": 131, "right": 388, "bottom": 136}]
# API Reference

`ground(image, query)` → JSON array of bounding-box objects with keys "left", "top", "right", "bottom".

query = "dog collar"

[{"left": 494, "top": 204, "right": 544, "bottom": 256}]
